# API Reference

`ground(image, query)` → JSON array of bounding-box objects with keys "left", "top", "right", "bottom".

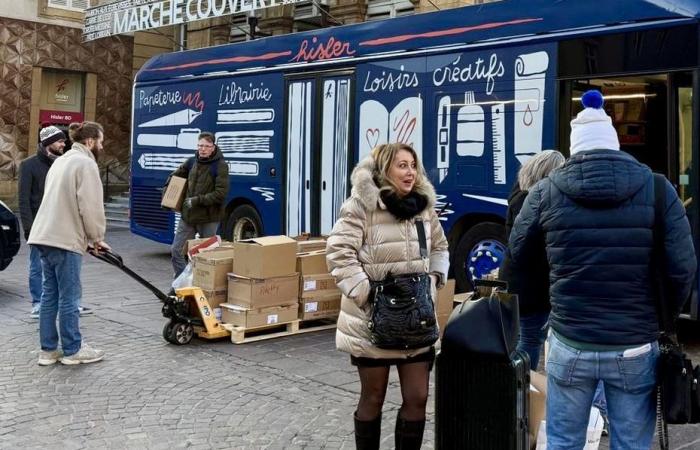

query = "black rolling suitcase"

[
  {"left": 435, "top": 279, "right": 530, "bottom": 450},
  {"left": 0, "top": 201, "right": 20, "bottom": 270}
]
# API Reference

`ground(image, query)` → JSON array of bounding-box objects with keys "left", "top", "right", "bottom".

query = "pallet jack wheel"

[
  {"left": 162, "top": 321, "right": 176, "bottom": 344},
  {"left": 168, "top": 321, "right": 194, "bottom": 345}
]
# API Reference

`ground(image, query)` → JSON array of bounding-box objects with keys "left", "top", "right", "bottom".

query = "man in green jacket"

[{"left": 169, "top": 131, "right": 229, "bottom": 279}]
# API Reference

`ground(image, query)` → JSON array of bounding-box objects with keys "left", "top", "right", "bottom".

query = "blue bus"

[{"left": 131, "top": 0, "right": 700, "bottom": 313}]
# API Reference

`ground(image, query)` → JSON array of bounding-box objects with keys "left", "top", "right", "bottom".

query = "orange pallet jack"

[{"left": 90, "top": 249, "right": 229, "bottom": 345}]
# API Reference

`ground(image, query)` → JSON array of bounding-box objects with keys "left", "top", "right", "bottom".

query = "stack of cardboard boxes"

[
  {"left": 220, "top": 236, "right": 300, "bottom": 328},
  {"left": 189, "top": 238, "right": 235, "bottom": 321},
  {"left": 295, "top": 237, "right": 341, "bottom": 321}
]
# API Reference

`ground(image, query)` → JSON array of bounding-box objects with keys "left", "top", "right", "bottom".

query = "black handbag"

[
  {"left": 367, "top": 219, "right": 439, "bottom": 350},
  {"left": 651, "top": 174, "right": 700, "bottom": 450},
  {"left": 441, "top": 279, "right": 520, "bottom": 358}
]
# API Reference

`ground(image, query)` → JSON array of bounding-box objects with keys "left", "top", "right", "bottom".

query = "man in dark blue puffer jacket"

[{"left": 509, "top": 90, "right": 696, "bottom": 450}]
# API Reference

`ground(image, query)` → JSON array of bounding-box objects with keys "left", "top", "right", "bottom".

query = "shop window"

[
  {"left": 367, "top": 0, "right": 416, "bottom": 21},
  {"left": 47, "top": 0, "right": 91, "bottom": 11}
]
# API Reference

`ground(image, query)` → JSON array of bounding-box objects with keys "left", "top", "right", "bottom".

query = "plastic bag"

[{"left": 172, "top": 262, "right": 193, "bottom": 290}]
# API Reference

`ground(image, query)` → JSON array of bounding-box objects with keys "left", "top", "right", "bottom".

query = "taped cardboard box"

[
  {"left": 296, "top": 238, "right": 327, "bottom": 253},
  {"left": 192, "top": 247, "right": 235, "bottom": 291},
  {"left": 299, "top": 294, "right": 341, "bottom": 321},
  {"left": 299, "top": 273, "right": 339, "bottom": 298},
  {"left": 161, "top": 176, "right": 187, "bottom": 211},
  {"left": 233, "top": 236, "right": 297, "bottom": 279},
  {"left": 201, "top": 288, "right": 228, "bottom": 309},
  {"left": 296, "top": 250, "right": 328, "bottom": 276},
  {"left": 220, "top": 303, "right": 298, "bottom": 328},
  {"left": 436, "top": 279, "right": 456, "bottom": 316},
  {"left": 228, "top": 273, "right": 299, "bottom": 309}
]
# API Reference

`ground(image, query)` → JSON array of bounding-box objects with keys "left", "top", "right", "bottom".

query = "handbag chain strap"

[
  {"left": 657, "top": 386, "right": 670, "bottom": 450},
  {"left": 415, "top": 219, "right": 429, "bottom": 272},
  {"left": 652, "top": 174, "right": 673, "bottom": 448}
]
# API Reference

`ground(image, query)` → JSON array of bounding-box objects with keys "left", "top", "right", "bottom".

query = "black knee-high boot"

[
  {"left": 354, "top": 411, "right": 381, "bottom": 450},
  {"left": 394, "top": 411, "right": 425, "bottom": 450}
]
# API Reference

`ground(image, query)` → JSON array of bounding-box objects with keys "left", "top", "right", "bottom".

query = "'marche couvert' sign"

[{"left": 83, "top": 0, "right": 304, "bottom": 42}]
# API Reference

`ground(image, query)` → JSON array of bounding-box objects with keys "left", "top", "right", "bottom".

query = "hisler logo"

[
  {"left": 55, "top": 79, "right": 70, "bottom": 103},
  {"left": 290, "top": 36, "right": 356, "bottom": 63}
]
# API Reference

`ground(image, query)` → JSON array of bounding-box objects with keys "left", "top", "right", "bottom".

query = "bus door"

[
  {"left": 561, "top": 72, "right": 698, "bottom": 318},
  {"left": 284, "top": 72, "right": 354, "bottom": 236}
]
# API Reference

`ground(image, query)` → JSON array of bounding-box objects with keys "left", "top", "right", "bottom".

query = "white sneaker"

[
  {"left": 30, "top": 304, "right": 41, "bottom": 319},
  {"left": 38, "top": 349, "right": 63, "bottom": 366},
  {"left": 78, "top": 306, "right": 93, "bottom": 316},
  {"left": 60, "top": 343, "right": 105, "bottom": 365}
]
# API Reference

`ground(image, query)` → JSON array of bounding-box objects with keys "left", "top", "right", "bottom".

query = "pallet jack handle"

[{"left": 88, "top": 247, "right": 170, "bottom": 303}]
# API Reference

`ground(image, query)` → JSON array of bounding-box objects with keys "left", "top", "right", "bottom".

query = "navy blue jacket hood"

[{"left": 550, "top": 150, "right": 651, "bottom": 207}]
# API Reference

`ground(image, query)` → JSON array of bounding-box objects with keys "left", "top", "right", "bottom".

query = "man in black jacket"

[
  {"left": 509, "top": 91, "right": 696, "bottom": 449},
  {"left": 18, "top": 126, "right": 65, "bottom": 319}
]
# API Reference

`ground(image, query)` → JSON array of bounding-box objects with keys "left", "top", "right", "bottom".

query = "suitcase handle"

[{"left": 473, "top": 278, "right": 508, "bottom": 290}]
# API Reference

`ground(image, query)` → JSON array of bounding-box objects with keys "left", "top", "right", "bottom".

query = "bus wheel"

[
  {"left": 453, "top": 222, "right": 506, "bottom": 292},
  {"left": 224, "top": 205, "right": 262, "bottom": 242}
]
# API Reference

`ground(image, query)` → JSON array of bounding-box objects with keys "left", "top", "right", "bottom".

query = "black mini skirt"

[{"left": 350, "top": 347, "right": 435, "bottom": 370}]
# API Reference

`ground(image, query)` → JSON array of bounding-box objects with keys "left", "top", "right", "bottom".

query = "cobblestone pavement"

[{"left": 0, "top": 228, "right": 698, "bottom": 449}]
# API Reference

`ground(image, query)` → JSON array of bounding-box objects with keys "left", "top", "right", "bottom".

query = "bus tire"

[
  {"left": 224, "top": 205, "right": 263, "bottom": 242},
  {"left": 453, "top": 222, "right": 507, "bottom": 293}
]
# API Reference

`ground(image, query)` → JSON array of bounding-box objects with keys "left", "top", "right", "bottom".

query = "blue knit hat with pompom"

[{"left": 570, "top": 89, "right": 619, "bottom": 154}]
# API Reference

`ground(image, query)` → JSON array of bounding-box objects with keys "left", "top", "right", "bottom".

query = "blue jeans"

[
  {"left": 516, "top": 311, "right": 549, "bottom": 370},
  {"left": 171, "top": 220, "right": 219, "bottom": 278},
  {"left": 546, "top": 333, "right": 659, "bottom": 450},
  {"left": 29, "top": 244, "right": 43, "bottom": 306},
  {"left": 594, "top": 380, "right": 608, "bottom": 418},
  {"left": 35, "top": 245, "right": 83, "bottom": 356}
]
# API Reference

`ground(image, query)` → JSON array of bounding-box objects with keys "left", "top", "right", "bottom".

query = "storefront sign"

[
  {"left": 83, "top": 0, "right": 305, "bottom": 42},
  {"left": 39, "top": 110, "right": 84, "bottom": 125}
]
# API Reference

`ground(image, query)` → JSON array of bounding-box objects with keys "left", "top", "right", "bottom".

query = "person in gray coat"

[{"left": 18, "top": 126, "right": 65, "bottom": 318}]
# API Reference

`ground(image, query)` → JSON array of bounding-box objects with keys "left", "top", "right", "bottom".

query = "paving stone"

[{"left": 3, "top": 228, "right": 700, "bottom": 449}]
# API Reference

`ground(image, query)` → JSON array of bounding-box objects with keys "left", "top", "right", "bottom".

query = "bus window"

[
  {"left": 677, "top": 85, "right": 693, "bottom": 208},
  {"left": 567, "top": 75, "right": 669, "bottom": 174}
]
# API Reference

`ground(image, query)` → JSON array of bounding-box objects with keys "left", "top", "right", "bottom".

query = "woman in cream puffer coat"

[{"left": 326, "top": 143, "right": 449, "bottom": 450}]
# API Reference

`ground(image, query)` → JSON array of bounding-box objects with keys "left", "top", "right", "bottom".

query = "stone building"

[{"left": 0, "top": 0, "right": 491, "bottom": 207}]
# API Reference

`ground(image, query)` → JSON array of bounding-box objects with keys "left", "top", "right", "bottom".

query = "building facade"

[{"left": 0, "top": 0, "right": 489, "bottom": 207}]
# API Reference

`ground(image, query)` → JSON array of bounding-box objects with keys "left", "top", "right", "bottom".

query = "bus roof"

[{"left": 135, "top": 0, "right": 700, "bottom": 83}]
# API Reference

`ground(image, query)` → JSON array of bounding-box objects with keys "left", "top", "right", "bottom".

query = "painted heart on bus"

[{"left": 366, "top": 128, "right": 380, "bottom": 148}]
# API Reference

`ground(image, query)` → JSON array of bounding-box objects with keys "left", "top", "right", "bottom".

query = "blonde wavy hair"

[{"left": 371, "top": 143, "right": 428, "bottom": 195}]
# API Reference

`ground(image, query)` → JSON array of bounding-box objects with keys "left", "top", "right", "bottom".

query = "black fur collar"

[{"left": 380, "top": 190, "right": 428, "bottom": 220}]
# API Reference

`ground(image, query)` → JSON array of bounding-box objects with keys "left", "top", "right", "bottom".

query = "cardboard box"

[
  {"left": 299, "top": 273, "right": 339, "bottom": 298},
  {"left": 436, "top": 279, "right": 456, "bottom": 316},
  {"left": 192, "top": 247, "right": 235, "bottom": 290},
  {"left": 438, "top": 312, "right": 452, "bottom": 338},
  {"left": 529, "top": 371, "right": 547, "bottom": 449},
  {"left": 201, "top": 288, "right": 228, "bottom": 309},
  {"left": 299, "top": 294, "right": 341, "bottom": 320},
  {"left": 220, "top": 303, "right": 298, "bottom": 328},
  {"left": 233, "top": 236, "right": 297, "bottom": 279},
  {"left": 295, "top": 250, "right": 328, "bottom": 276},
  {"left": 296, "top": 239, "right": 327, "bottom": 253},
  {"left": 228, "top": 273, "right": 299, "bottom": 309},
  {"left": 161, "top": 176, "right": 187, "bottom": 211},
  {"left": 454, "top": 292, "right": 471, "bottom": 304}
]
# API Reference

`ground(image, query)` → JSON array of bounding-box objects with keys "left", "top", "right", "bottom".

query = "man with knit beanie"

[
  {"left": 18, "top": 126, "right": 66, "bottom": 319},
  {"left": 509, "top": 90, "right": 696, "bottom": 449}
]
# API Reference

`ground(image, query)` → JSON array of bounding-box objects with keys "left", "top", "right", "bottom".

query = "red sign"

[{"left": 39, "top": 110, "right": 84, "bottom": 125}]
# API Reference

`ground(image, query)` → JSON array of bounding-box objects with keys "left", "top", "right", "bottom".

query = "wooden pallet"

[{"left": 222, "top": 318, "right": 337, "bottom": 344}]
